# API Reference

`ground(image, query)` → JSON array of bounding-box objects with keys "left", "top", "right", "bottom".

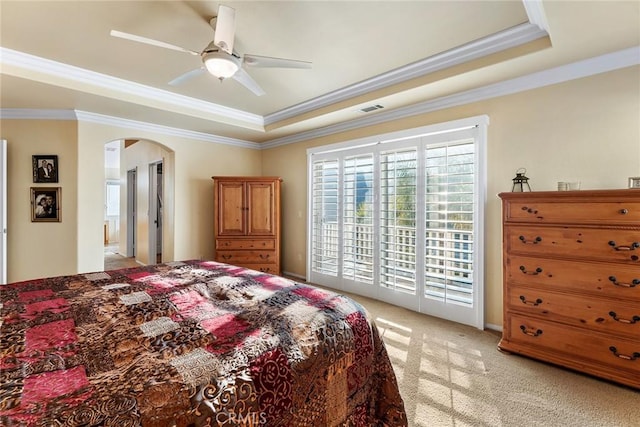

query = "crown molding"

[
  {"left": 260, "top": 46, "right": 640, "bottom": 149},
  {"left": 264, "top": 22, "right": 548, "bottom": 126},
  {"left": 0, "top": 47, "right": 263, "bottom": 128},
  {"left": 74, "top": 110, "right": 261, "bottom": 149},
  {"left": 0, "top": 109, "right": 77, "bottom": 120},
  {"left": 3, "top": 45, "right": 638, "bottom": 152},
  {"left": 0, "top": 108, "right": 260, "bottom": 149},
  {"left": 523, "top": 0, "right": 550, "bottom": 33}
]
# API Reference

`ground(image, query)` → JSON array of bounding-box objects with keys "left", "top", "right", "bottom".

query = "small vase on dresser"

[{"left": 498, "top": 189, "right": 640, "bottom": 389}]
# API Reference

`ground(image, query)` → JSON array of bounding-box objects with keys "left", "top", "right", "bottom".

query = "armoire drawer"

[
  {"left": 216, "top": 250, "right": 277, "bottom": 264},
  {"left": 216, "top": 239, "right": 275, "bottom": 250},
  {"left": 504, "top": 199, "right": 640, "bottom": 225},
  {"left": 504, "top": 313, "right": 640, "bottom": 377},
  {"left": 505, "top": 255, "right": 640, "bottom": 301},
  {"left": 505, "top": 225, "right": 640, "bottom": 264},
  {"left": 241, "top": 264, "right": 279, "bottom": 274},
  {"left": 506, "top": 285, "right": 640, "bottom": 336}
]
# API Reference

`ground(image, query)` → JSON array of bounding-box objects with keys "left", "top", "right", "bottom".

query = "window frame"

[{"left": 307, "top": 115, "right": 488, "bottom": 329}]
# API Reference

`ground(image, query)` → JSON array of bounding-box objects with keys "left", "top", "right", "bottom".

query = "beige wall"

[
  {"left": 3, "top": 119, "right": 262, "bottom": 282},
  {"left": 262, "top": 66, "right": 640, "bottom": 327},
  {"left": 2, "top": 120, "right": 79, "bottom": 281}
]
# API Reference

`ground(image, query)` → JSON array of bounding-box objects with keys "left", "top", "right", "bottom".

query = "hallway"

[{"left": 104, "top": 244, "right": 139, "bottom": 270}]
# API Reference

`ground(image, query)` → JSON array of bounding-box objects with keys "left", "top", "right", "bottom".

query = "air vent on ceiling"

[{"left": 358, "top": 104, "right": 384, "bottom": 113}]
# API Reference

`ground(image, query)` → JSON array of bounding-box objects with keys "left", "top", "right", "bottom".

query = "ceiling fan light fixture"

[{"left": 203, "top": 51, "right": 239, "bottom": 78}]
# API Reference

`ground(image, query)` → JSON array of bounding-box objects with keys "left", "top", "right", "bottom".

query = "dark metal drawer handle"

[
  {"left": 519, "top": 235, "right": 542, "bottom": 244},
  {"left": 221, "top": 255, "right": 232, "bottom": 260},
  {"left": 608, "top": 276, "right": 640, "bottom": 288},
  {"left": 519, "top": 296, "right": 543, "bottom": 306},
  {"left": 520, "top": 206, "right": 538, "bottom": 214},
  {"left": 608, "top": 241, "right": 640, "bottom": 251},
  {"left": 609, "top": 346, "right": 640, "bottom": 361},
  {"left": 608, "top": 311, "right": 640, "bottom": 324},
  {"left": 619, "top": 208, "right": 629, "bottom": 215},
  {"left": 519, "top": 266, "right": 543, "bottom": 275},
  {"left": 259, "top": 267, "right": 271, "bottom": 272},
  {"left": 259, "top": 254, "right": 270, "bottom": 260},
  {"left": 519, "top": 325, "right": 543, "bottom": 337}
]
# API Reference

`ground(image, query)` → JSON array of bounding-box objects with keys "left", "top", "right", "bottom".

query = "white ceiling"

[{"left": 1, "top": 1, "right": 639, "bottom": 144}]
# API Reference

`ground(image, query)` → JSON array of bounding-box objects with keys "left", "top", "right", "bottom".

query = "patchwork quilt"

[{"left": 0, "top": 260, "right": 407, "bottom": 426}]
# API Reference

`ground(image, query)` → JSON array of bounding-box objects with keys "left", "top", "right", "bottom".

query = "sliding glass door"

[{"left": 307, "top": 118, "right": 487, "bottom": 328}]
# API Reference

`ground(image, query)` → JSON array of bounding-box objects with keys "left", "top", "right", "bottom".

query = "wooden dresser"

[
  {"left": 498, "top": 189, "right": 640, "bottom": 389},
  {"left": 213, "top": 176, "right": 282, "bottom": 275}
]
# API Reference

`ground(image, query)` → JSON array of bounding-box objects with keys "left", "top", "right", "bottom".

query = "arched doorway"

[{"left": 103, "top": 138, "right": 175, "bottom": 268}]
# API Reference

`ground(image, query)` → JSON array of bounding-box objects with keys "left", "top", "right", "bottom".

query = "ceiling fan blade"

[
  {"left": 168, "top": 67, "right": 206, "bottom": 86},
  {"left": 243, "top": 54, "right": 312, "bottom": 69},
  {"left": 110, "top": 30, "right": 199, "bottom": 56},
  {"left": 232, "top": 68, "right": 266, "bottom": 96},
  {"left": 213, "top": 5, "right": 236, "bottom": 55}
]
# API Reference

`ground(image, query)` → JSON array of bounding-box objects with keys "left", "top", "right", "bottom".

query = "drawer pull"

[
  {"left": 520, "top": 206, "right": 538, "bottom": 214},
  {"left": 609, "top": 346, "right": 640, "bottom": 361},
  {"left": 619, "top": 208, "right": 629, "bottom": 215},
  {"left": 519, "top": 325, "right": 543, "bottom": 337},
  {"left": 518, "top": 235, "right": 542, "bottom": 244},
  {"left": 608, "top": 241, "right": 640, "bottom": 251},
  {"left": 259, "top": 254, "right": 270, "bottom": 260},
  {"left": 608, "top": 276, "right": 640, "bottom": 288},
  {"left": 259, "top": 267, "right": 271, "bottom": 272},
  {"left": 221, "top": 255, "right": 232, "bottom": 260},
  {"left": 608, "top": 311, "right": 640, "bottom": 324},
  {"left": 519, "top": 266, "right": 543, "bottom": 275},
  {"left": 519, "top": 296, "right": 543, "bottom": 306}
]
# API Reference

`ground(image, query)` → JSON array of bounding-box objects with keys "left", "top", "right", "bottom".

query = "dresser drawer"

[
  {"left": 504, "top": 313, "right": 640, "bottom": 377},
  {"left": 216, "top": 250, "right": 277, "bottom": 264},
  {"left": 216, "top": 239, "right": 275, "bottom": 250},
  {"left": 507, "top": 285, "right": 640, "bottom": 336},
  {"left": 506, "top": 255, "right": 640, "bottom": 301},
  {"left": 504, "top": 199, "right": 640, "bottom": 225},
  {"left": 505, "top": 225, "right": 640, "bottom": 264}
]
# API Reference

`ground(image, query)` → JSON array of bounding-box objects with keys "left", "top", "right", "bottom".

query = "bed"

[{"left": 0, "top": 260, "right": 407, "bottom": 426}]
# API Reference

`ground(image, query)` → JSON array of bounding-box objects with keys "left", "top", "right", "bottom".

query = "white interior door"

[
  {"left": 148, "top": 161, "right": 162, "bottom": 264},
  {"left": 127, "top": 168, "right": 136, "bottom": 257},
  {"left": 0, "top": 139, "right": 6, "bottom": 284}
]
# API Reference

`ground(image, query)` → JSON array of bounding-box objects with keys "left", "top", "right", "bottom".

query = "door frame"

[
  {"left": 148, "top": 161, "right": 163, "bottom": 264},
  {"left": 126, "top": 168, "right": 137, "bottom": 258},
  {"left": 0, "top": 139, "right": 6, "bottom": 284}
]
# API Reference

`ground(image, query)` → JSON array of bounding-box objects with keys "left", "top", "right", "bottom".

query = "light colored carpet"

[
  {"left": 104, "top": 245, "right": 139, "bottom": 270},
  {"left": 337, "top": 290, "right": 638, "bottom": 427}
]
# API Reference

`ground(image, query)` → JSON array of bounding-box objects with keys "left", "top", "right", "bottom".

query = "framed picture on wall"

[
  {"left": 32, "top": 155, "right": 59, "bottom": 183},
  {"left": 31, "top": 187, "right": 61, "bottom": 222}
]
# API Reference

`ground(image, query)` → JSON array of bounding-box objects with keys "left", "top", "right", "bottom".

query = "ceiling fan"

[{"left": 110, "top": 4, "right": 312, "bottom": 96}]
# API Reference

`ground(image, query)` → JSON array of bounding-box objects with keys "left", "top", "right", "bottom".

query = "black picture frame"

[
  {"left": 31, "top": 187, "right": 61, "bottom": 222},
  {"left": 32, "top": 155, "right": 59, "bottom": 183}
]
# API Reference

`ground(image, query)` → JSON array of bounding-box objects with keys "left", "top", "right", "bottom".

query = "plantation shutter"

[
  {"left": 379, "top": 149, "right": 418, "bottom": 293},
  {"left": 424, "top": 142, "right": 475, "bottom": 305},
  {"left": 307, "top": 116, "right": 487, "bottom": 328},
  {"left": 343, "top": 155, "right": 375, "bottom": 283},
  {"left": 311, "top": 159, "right": 340, "bottom": 276}
]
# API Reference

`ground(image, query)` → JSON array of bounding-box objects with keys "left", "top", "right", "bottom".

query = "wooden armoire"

[
  {"left": 498, "top": 189, "right": 640, "bottom": 389},
  {"left": 212, "top": 176, "right": 282, "bottom": 275}
]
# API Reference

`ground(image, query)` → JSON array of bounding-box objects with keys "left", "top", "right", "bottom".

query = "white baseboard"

[
  {"left": 282, "top": 271, "right": 306, "bottom": 281},
  {"left": 485, "top": 323, "right": 503, "bottom": 332}
]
